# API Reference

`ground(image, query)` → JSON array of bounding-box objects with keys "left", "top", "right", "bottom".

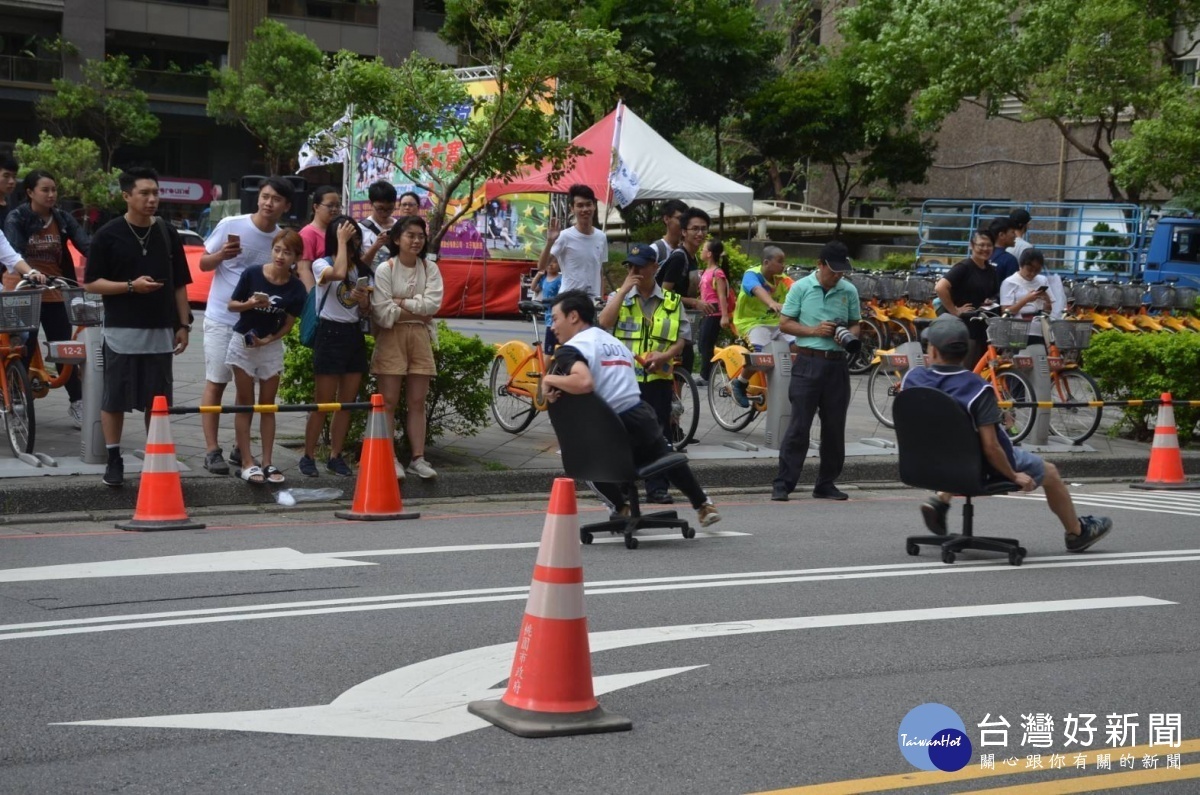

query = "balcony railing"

[
  {"left": 130, "top": 67, "right": 214, "bottom": 98},
  {"left": 268, "top": 0, "right": 379, "bottom": 25},
  {"left": 0, "top": 55, "right": 62, "bottom": 85}
]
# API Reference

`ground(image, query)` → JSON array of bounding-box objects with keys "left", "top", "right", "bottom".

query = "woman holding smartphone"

[
  {"left": 1000, "top": 247, "right": 1052, "bottom": 342},
  {"left": 300, "top": 216, "right": 373, "bottom": 478},
  {"left": 370, "top": 215, "right": 443, "bottom": 480},
  {"left": 225, "top": 229, "right": 307, "bottom": 484}
]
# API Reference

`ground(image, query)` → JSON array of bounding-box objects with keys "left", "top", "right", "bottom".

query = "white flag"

[
  {"left": 297, "top": 111, "right": 351, "bottom": 172},
  {"left": 608, "top": 102, "right": 640, "bottom": 208}
]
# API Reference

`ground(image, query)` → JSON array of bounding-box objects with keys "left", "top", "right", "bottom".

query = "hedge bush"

[
  {"left": 278, "top": 321, "right": 495, "bottom": 458},
  {"left": 1081, "top": 330, "right": 1200, "bottom": 444}
]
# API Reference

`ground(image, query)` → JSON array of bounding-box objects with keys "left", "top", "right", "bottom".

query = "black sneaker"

[
  {"left": 771, "top": 487, "right": 790, "bottom": 502},
  {"left": 298, "top": 455, "right": 319, "bottom": 477},
  {"left": 646, "top": 490, "right": 674, "bottom": 505},
  {"left": 103, "top": 457, "right": 124, "bottom": 487},
  {"left": 1066, "top": 516, "right": 1112, "bottom": 552},
  {"left": 327, "top": 455, "right": 353, "bottom": 477},
  {"left": 229, "top": 446, "right": 242, "bottom": 469},
  {"left": 921, "top": 497, "right": 950, "bottom": 536},
  {"left": 203, "top": 447, "right": 229, "bottom": 475},
  {"left": 812, "top": 486, "right": 849, "bottom": 501}
]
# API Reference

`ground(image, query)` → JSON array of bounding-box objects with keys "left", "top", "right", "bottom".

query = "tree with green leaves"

[
  {"left": 14, "top": 131, "right": 119, "bottom": 210},
  {"left": 1112, "top": 85, "right": 1200, "bottom": 203},
  {"left": 323, "top": 0, "right": 647, "bottom": 252},
  {"left": 840, "top": 0, "right": 1200, "bottom": 203},
  {"left": 745, "top": 59, "right": 934, "bottom": 233},
  {"left": 207, "top": 19, "right": 331, "bottom": 175},
  {"left": 36, "top": 54, "right": 160, "bottom": 172}
]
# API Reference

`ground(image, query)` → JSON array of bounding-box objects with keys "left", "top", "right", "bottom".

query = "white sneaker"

[
  {"left": 69, "top": 400, "right": 83, "bottom": 429},
  {"left": 407, "top": 457, "right": 437, "bottom": 479},
  {"left": 394, "top": 459, "right": 406, "bottom": 480}
]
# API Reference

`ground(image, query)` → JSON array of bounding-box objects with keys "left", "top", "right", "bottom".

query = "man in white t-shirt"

[
  {"left": 537, "top": 183, "right": 607, "bottom": 299},
  {"left": 198, "top": 177, "right": 293, "bottom": 474}
]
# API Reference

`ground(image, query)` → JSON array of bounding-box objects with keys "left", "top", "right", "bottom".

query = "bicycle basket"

[
  {"left": 904, "top": 276, "right": 936, "bottom": 303},
  {"left": 1096, "top": 284, "right": 1124, "bottom": 308},
  {"left": 1148, "top": 284, "right": 1175, "bottom": 309},
  {"left": 785, "top": 267, "right": 811, "bottom": 282},
  {"left": 0, "top": 291, "right": 42, "bottom": 334},
  {"left": 1174, "top": 286, "right": 1198, "bottom": 310},
  {"left": 1072, "top": 283, "right": 1101, "bottom": 306},
  {"left": 985, "top": 316, "right": 1030, "bottom": 349},
  {"left": 1049, "top": 320, "right": 1093, "bottom": 351},
  {"left": 60, "top": 287, "right": 105, "bottom": 327},
  {"left": 1119, "top": 284, "right": 1146, "bottom": 308},
  {"left": 875, "top": 275, "right": 906, "bottom": 301},
  {"left": 845, "top": 272, "right": 879, "bottom": 299}
]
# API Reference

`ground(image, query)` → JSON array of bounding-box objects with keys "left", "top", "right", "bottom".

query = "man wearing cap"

[
  {"left": 770, "top": 241, "right": 861, "bottom": 502},
  {"left": 544, "top": 289, "right": 721, "bottom": 528},
  {"left": 902, "top": 314, "right": 1112, "bottom": 552},
  {"left": 729, "top": 246, "right": 794, "bottom": 405},
  {"left": 598, "top": 242, "right": 692, "bottom": 504}
]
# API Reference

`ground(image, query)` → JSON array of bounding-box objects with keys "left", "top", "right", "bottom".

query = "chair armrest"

[
  {"left": 636, "top": 453, "right": 688, "bottom": 481},
  {"left": 983, "top": 480, "right": 1022, "bottom": 496}
]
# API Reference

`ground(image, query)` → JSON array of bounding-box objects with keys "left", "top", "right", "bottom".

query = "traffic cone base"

[
  {"left": 467, "top": 699, "right": 631, "bottom": 738},
  {"left": 335, "top": 394, "right": 420, "bottom": 521},
  {"left": 118, "top": 395, "right": 205, "bottom": 532},
  {"left": 468, "top": 478, "right": 631, "bottom": 738},
  {"left": 1131, "top": 393, "right": 1198, "bottom": 491}
]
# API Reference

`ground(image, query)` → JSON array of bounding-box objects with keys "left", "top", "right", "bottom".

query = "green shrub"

[
  {"left": 1082, "top": 330, "right": 1200, "bottom": 443},
  {"left": 881, "top": 252, "right": 917, "bottom": 271},
  {"left": 278, "top": 321, "right": 494, "bottom": 458}
]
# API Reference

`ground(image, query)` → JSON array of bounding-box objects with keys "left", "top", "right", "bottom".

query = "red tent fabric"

[{"left": 485, "top": 113, "right": 614, "bottom": 201}]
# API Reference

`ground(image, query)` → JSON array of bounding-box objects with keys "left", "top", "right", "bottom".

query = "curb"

[{"left": 2, "top": 451, "right": 1195, "bottom": 521}]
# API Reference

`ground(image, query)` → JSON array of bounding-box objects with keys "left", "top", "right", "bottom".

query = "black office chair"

[
  {"left": 893, "top": 387, "right": 1026, "bottom": 565},
  {"left": 547, "top": 391, "right": 695, "bottom": 549}
]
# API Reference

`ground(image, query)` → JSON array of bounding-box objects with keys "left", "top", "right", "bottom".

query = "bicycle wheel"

[
  {"left": 488, "top": 357, "right": 537, "bottom": 434},
  {"left": 995, "top": 369, "right": 1037, "bottom": 445},
  {"left": 883, "top": 319, "right": 912, "bottom": 348},
  {"left": 866, "top": 363, "right": 903, "bottom": 429},
  {"left": 1049, "top": 369, "right": 1103, "bottom": 444},
  {"left": 707, "top": 365, "right": 756, "bottom": 432},
  {"left": 4, "top": 361, "right": 35, "bottom": 457},
  {"left": 669, "top": 368, "right": 700, "bottom": 450},
  {"left": 849, "top": 317, "right": 883, "bottom": 375}
]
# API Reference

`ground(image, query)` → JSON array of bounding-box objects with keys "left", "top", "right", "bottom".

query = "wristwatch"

[{"left": 127, "top": 279, "right": 134, "bottom": 293}]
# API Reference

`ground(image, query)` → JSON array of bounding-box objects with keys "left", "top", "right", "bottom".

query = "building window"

[{"left": 1173, "top": 58, "right": 1198, "bottom": 87}]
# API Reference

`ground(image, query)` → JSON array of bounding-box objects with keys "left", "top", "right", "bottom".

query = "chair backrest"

[
  {"left": 547, "top": 392, "right": 638, "bottom": 483},
  {"left": 893, "top": 387, "right": 990, "bottom": 496}
]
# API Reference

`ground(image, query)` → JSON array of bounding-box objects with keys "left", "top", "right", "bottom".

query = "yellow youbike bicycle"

[{"left": 489, "top": 300, "right": 553, "bottom": 434}]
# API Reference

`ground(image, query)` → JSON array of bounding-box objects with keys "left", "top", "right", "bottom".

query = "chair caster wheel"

[
  {"left": 1008, "top": 550, "right": 1024, "bottom": 566},
  {"left": 906, "top": 542, "right": 920, "bottom": 556},
  {"left": 624, "top": 535, "right": 639, "bottom": 550},
  {"left": 683, "top": 526, "right": 695, "bottom": 539},
  {"left": 581, "top": 532, "right": 593, "bottom": 545},
  {"left": 1018, "top": 546, "right": 1028, "bottom": 557},
  {"left": 941, "top": 549, "right": 956, "bottom": 564}
]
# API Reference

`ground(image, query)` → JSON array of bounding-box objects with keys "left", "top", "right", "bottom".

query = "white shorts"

[
  {"left": 225, "top": 334, "right": 284, "bottom": 382},
  {"left": 203, "top": 315, "right": 235, "bottom": 384},
  {"left": 747, "top": 324, "right": 796, "bottom": 351}
]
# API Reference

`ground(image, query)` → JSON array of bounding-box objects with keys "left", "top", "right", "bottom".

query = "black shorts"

[
  {"left": 313, "top": 319, "right": 369, "bottom": 375},
  {"left": 101, "top": 343, "right": 173, "bottom": 413}
]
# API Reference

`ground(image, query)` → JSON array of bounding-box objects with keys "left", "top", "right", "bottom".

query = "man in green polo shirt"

[{"left": 771, "top": 241, "right": 861, "bottom": 502}]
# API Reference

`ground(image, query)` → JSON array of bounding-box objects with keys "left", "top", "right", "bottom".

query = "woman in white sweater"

[{"left": 370, "top": 215, "right": 444, "bottom": 480}]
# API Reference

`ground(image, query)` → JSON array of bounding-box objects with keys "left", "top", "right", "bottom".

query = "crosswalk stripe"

[{"left": 1002, "top": 493, "right": 1200, "bottom": 518}]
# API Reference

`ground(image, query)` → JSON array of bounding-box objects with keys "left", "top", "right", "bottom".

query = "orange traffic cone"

[
  {"left": 116, "top": 395, "right": 205, "bottom": 532},
  {"left": 334, "top": 393, "right": 420, "bottom": 521},
  {"left": 468, "top": 478, "right": 632, "bottom": 737},
  {"left": 1132, "top": 393, "right": 1198, "bottom": 491}
]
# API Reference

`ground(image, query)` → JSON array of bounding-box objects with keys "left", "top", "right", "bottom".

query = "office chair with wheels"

[
  {"left": 893, "top": 387, "right": 1026, "bottom": 565},
  {"left": 547, "top": 391, "right": 694, "bottom": 550}
]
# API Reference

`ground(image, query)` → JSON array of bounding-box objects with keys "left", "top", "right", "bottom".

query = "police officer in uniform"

[{"left": 598, "top": 243, "right": 691, "bottom": 504}]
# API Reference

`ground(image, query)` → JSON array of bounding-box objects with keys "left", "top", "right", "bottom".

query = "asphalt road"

[{"left": 2, "top": 484, "right": 1198, "bottom": 794}]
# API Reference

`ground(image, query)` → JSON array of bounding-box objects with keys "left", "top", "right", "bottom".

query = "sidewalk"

[{"left": 0, "top": 314, "right": 1192, "bottom": 519}]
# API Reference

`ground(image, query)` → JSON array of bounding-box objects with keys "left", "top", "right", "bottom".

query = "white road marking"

[
  {"left": 0, "top": 531, "right": 749, "bottom": 583},
  {"left": 58, "top": 596, "right": 1172, "bottom": 742},
  {"left": 1002, "top": 490, "right": 1200, "bottom": 518},
  {"left": 2, "top": 550, "right": 1196, "bottom": 641}
]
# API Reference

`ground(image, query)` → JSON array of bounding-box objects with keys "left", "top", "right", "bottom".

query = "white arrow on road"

[
  {"left": 59, "top": 596, "right": 1170, "bottom": 742},
  {"left": 0, "top": 532, "right": 749, "bottom": 583}
]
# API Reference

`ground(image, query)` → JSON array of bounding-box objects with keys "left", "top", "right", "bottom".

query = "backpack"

[{"left": 298, "top": 281, "right": 330, "bottom": 348}]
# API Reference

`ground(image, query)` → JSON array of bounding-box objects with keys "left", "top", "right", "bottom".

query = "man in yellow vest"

[
  {"left": 730, "top": 246, "right": 794, "bottom": 408},
  {"left": 598, "top": 242, "right": 691, "bottom": 504}
]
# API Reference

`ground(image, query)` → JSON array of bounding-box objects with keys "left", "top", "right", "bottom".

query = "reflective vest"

[
  {"left": 733, "top": 265, "right": 790, "bottom": 335},
  {"left": 613, "top": 290, "right": 682, "bottom": 382}
]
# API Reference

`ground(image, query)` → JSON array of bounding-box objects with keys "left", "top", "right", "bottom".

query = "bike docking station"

[{"left": 1005, "top": 318, "right": 1097, "bottom": 455}]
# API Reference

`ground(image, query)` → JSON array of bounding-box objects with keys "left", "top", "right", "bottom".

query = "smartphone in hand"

[
  {"left": 355, "top": 276, "right": 371, "bottom": 291},
  {"left": 227, "top": 234, "right": 241, "bottom": 248},
  {"left": 252, "top": 291, "right": 270, "bottom": 302},
  {"left": 243, "top": 331, "right": 257, "bottom": 348},
  {"left": 1036, "top": 285, "right": 1049, "bottom": 292}
]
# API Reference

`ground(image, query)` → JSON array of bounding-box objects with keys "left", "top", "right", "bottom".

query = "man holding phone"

[
  {"left": 198, "top": 177, "right": 293, "bottom": 474},
  {"left": 1000, "top": 248, "right": 1052, "bottom": 334},
  {"left": 82, "top": 168, "right": 192, "bottom": 488}
]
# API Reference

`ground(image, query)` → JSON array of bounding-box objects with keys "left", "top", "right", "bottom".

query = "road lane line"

[
  {"left": 962, "top": 762, "right": 1200, "bottom": 793},
  {"left": 751, "top": 739, "right": 1200, "bottom": 794},
  {"left": 326, "top": 530, "right": 750, "bottom": 558}
]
